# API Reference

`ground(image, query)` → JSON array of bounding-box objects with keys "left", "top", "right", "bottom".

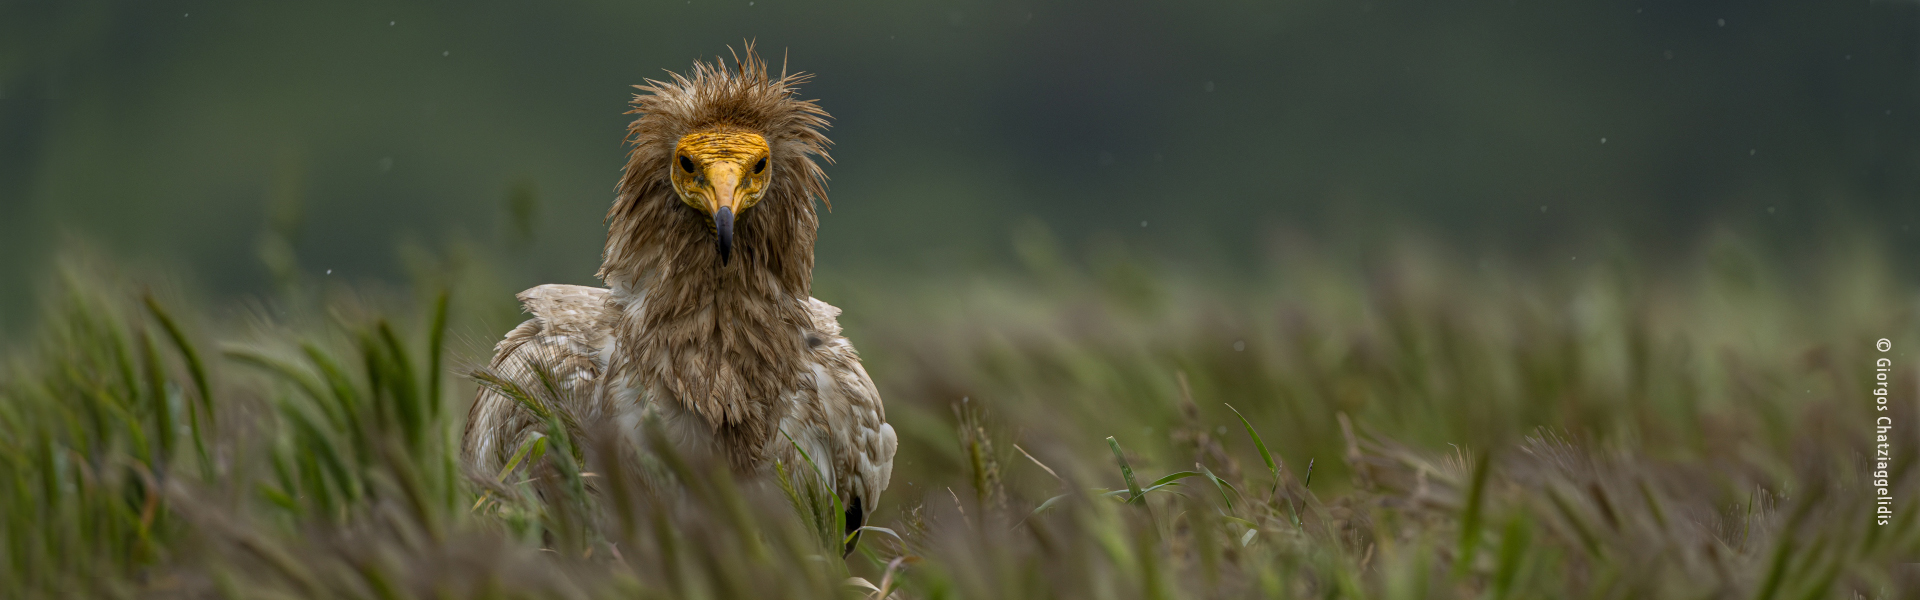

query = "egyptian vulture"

[{"left": 462, "top": 48, "right": 897, "bottom": 553}]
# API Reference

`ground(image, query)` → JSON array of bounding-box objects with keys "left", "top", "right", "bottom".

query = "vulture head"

[{"left": 601, "top": 45, "right": 832, "bottom": 295}]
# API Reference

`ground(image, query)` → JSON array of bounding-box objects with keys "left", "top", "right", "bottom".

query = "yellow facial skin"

[{"left": 671, "top": 131, "right": 773, "bottom": 221}]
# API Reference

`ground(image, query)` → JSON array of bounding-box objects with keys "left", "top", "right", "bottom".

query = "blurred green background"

[{"left": 2, "top": 0, "right": 1917, "bottom": 331}]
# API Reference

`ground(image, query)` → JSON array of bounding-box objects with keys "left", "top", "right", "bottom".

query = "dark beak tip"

[{"left": 714, "top": 206, "right": 735, "bottom": 265}]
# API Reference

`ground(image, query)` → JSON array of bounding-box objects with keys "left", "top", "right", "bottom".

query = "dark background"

[{"left": 3, "top": 0, "right": 1917, "bottom": 332}]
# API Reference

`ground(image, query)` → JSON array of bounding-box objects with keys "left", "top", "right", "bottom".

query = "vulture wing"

[
  {"left": 462, "top": 284, "right": 614, "bottom": 477},
  {"left": 780, "top": 297, "right": 899, "bottom": 555}
]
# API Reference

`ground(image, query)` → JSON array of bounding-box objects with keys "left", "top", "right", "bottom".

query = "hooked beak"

[
  {"left": 714, "top": 206, "right": 734, "bottom": 265},
  {"left": 703, "top": 164, "right": 749, "bottom": 265}
]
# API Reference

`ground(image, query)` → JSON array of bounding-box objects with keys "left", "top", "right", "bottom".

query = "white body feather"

[{"left": 462, "top": 284, "right": 898, "bottom": 525}]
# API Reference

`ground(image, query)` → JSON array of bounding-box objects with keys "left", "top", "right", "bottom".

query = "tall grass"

[{"left": 3, "top": 234, "right": 1917, "bottom": 598}]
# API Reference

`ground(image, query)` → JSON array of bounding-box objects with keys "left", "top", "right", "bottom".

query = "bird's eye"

[
  {"left": 679, "top": 155, "right": 696, "bottom": 173},
  {"left": 753, "top": 158, "right": 767, "bottom": 174}
]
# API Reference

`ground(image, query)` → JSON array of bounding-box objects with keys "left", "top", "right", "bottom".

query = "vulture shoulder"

[
  {"left": 779, "top": 297, "right": 899, "bottom": 551},
  {"left": 462, "top": 284, "right": 614, "bottom": 477}
]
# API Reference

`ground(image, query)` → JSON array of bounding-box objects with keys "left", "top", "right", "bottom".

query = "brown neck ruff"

[{"left": 597, "top": 47, "right": 831, "bottom": 470}]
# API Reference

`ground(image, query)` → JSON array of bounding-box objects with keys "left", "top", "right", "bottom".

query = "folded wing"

[
  {"left": 462, "top": 284, "right": 614, "bottom": 477},
  {"left": 780, "top": 298, "right": 899, "bottom": 554}
]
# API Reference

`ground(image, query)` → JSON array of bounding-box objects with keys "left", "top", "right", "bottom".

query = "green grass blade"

[
  {"left": 1134, "top": 481, "right": 1189, "bottom": 497},
  {"left": 1454, "top": 450, "right": 1492, "bottom": 578},
  {"left": 1031, "top": 493, "right": 1070, "bottom": 516},
  {"left": 1225, "top": 404, "right": 1279, "bottom": 494},
  {"left": 498, "top": 433, "right": 544, "bottom": 484},
  {"left": 1221, "top": 515, "right": 1258, "bottom": 529},
  {"left": 524, "top": 435, "right": 548, "bottom": 477},
  {"left": 143, "top": 293, "right": 212, "bottom": 422},
  {"left": 472, "top": 370, "right": 553, "bottom": 422},
  {"left": 224, "top": 347, "right": 335, "bottom": 425},
  {"left": 1200, "top": 463, "right": 1235, "bottom": 510},
  {"left": 301, "top": 343, "right": 357, "bottom": 408},
  {"left": 1147, "top": 471, "right": 1201, "bottom": 488},
  {"left": 374, "top": 321, "right": 422, "bottom": 447},
  {"left": 1106, "top": 436, "right": 1145, "bottom": 505},
  {"left": 1491, "top": 516, "right": 1531, "bottom": 599},
  {"left": 137, "top": 331, "right": 175, "bottom": 467},
  {"left": 144, "top": 294, "right": 214, "bottom": 476}
]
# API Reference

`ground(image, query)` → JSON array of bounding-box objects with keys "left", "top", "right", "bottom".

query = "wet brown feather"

[{"left": 597, "top": 47, "right": 833, "bottom": 471}]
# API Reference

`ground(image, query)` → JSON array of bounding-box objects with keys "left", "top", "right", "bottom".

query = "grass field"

[{"left": 3, "top": 231, "right": 1916, "bottom": 599}]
